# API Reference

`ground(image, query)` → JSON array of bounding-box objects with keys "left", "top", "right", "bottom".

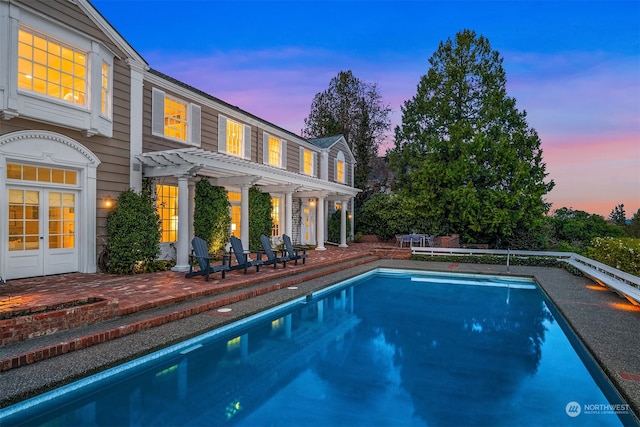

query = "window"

[
  {"left": 101, "top": 62, "right": 110, "bottom": 117},
  {"left": 271, "top": 197, "right": 280, "bottom": 237},
  {"left": 157, "top": 185, "right": 178, "bottom": 243},
  {"left": 226, "top": 120, "right": 243, "bottom": 156},
  {"left": 18, "top": 28, "right": 86, "bottom": 105},
  {"left": 7, "top": 163, "right": 77, "bottom": 185},
  {"left": 152, "top": 88, "right": 201, "bottom": 145},
  {"left": 335, "top": 151, "right": 346, "bottom": 183},
  {"left": 263, "top": 133, "right": 286, "bottom": 168},
  {"left": 300, "top": 148, "right": 316, "bottom": 176},
  {"left": 164, "top": 96, "right": 187, "bottom": 141},
  {"left": 229, "top": 192, "right": 241, "bottom": 237},
  {"left": 48, "top": 192, "right": 75, "bottom": 249},
  {"left": 218, "top": 115, "right": 251, "bottom": 159}
]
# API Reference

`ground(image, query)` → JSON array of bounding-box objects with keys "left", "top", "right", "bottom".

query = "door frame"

[{"left": 0, "top": 130, "right": 100, "bottom": 280}]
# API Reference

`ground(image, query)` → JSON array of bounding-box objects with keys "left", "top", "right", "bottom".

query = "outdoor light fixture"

[{"left": 104, "top": 196, "right": 113, "bottom": 209}]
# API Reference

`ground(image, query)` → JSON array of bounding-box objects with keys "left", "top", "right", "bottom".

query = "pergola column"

[
  {"left": 241, "top": 184, "right": 250, "bottom": 251},
  {"left": 339, "top": 199, "right": 348, "bottom": 247},
  {"left": 172, "top": 175, "right": 190, "bottom": 272},
  {"left": 285, "top": 190, "right": 293, "bottom": 238},
  {"left": 315, "top": 194, "right": 326, "bottom": 251}
]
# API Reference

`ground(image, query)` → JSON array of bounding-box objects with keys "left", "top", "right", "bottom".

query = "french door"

[{"left": 6, "top": 186, "right": 78, "bottom": 279}]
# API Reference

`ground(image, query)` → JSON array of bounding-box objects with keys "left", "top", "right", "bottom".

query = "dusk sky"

[{"left": 92, "top": 0, "right": 640, "bottom": 218}]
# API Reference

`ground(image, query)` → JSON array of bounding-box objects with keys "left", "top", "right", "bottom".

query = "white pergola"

[{"left": 136, "top": 148, "right": 359, "bottom": 270}]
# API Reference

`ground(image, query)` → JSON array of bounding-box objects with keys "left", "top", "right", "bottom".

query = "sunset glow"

[{"left": 93, "top": 0, "right": 640, "bottom": 218}]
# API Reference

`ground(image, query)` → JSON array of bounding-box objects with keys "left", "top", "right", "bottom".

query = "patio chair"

[
  {"left": 229, "top": 236, "right": 263, "bottom": 274},
  {"left": 400, "top": 234, "right": 413, "bottom": 248},
  {"left": 185, "top": 236, "right": 230, "bottom": 281},
  {"left": 260, "top": 234, "right": 289, "bottom": 269},
  {"left": 283, "top": 234, "right": 307, "bottom": 265}
]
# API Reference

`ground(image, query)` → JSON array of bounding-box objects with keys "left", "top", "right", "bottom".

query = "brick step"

[{"left": 0, "top": 254, "right": 379, "bottom": 372}]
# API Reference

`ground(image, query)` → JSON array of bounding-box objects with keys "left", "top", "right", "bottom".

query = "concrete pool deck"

[{"left": 0, "top": 245, "right": 639, "bottom": 423}]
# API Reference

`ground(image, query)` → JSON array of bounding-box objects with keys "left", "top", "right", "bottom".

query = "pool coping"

[{"left": 0, "top": 259, "right": 639, "bottom": 423}]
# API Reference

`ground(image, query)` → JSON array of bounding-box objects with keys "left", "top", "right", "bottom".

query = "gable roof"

[{"left": 308, "top": 135, "right": 345, "bottom": 149}]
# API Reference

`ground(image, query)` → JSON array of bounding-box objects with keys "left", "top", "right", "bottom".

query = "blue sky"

[{"left": 93, "top": 0, "right": 640, "bottom": 218}]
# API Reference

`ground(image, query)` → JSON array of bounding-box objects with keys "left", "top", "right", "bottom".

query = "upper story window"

[
  {"left": 218, "top": 115, "right": 251, "bottom": 159},
  {"left": 4, "top": 14, "right": 115, "bottom": 136},
  {"left": 101, "top": 62, "right": 110, "bottom": 117},
  {"left": 300, "top": 147, "right": 316, "bottom": 177},
  {"left": 152, "top": 88, "right": 201, "bottom": 145},
  {"left": 227, "top": 120, "right": 243, "bottom": 156},
  {"left": 18, "top": 28, "right": 87, "bottom": 106},
  {"left": 263, "top": 133, "right": 287, "bottom": 168},
  {"left": 335, "top": 151, "right": 346, "bottom": 183}
]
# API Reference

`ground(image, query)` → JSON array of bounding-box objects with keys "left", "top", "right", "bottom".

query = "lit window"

[
  {"left": 18, "top": 28, "right": 86, "bottom": 105},
  {"left": 229, "top": 192, "right": 241, "bottom": 237},
  {"left": 336, "top": 160, "right": 345, "bottom": 182},
  {"left": 268, "top": 136, "right": 280, "bottom": 166},
  {"left": 227, "top": 120, "right": 243, "bottom": 157},
  {"left": 164, "top": 97, "right": 188, "bottom": 141},
  {"left": 302, "top": 148, "right": 315, "bottom": 176},
  {"left": 101, "top": 61, "right": 110, "bottom": 117},
  {"left": 335, "top": 151, "right": 346, "bottom": 183},
  {"left": 152, "top": 88, "right": 201, "bottom": 145},
  {"left": 6, "top": 163, "right": 77, "bottom": 185},
  {"left": 271, "top": 197, "right": 280, "bottom": 237},
  {"left": 157, "top": 185, "right": 178, "bottom": 243}
]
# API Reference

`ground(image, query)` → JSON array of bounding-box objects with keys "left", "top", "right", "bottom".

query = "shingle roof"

[{"left": 308, "top": 135, "right": 345, "bottom": 149}]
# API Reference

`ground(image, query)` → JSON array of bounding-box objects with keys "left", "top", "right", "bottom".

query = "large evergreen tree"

[
  {"left": 388, "top": 29, "right": 554, "bottom": 246},
  {"left": 302, "top": 70, "right": 391, "bottom": 191}
]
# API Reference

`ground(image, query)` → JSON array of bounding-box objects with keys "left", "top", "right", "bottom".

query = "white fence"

[{"left": 411, "top": 246, "right": 640, "bottom": 305}]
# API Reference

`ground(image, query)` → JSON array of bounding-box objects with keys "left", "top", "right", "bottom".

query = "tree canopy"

[
  {"left": 388, "top": 29, "right": 554, "bottom": 246},
  {"left": 302, "top": 70, "right": 391, "bottom": 191}
]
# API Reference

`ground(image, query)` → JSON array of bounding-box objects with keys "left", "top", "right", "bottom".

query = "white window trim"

[{"left": 151, "top": 88, "right": 201, "bottom": 146}]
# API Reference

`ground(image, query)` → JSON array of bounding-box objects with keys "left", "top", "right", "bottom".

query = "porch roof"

[{"left": 136, "top": 148, "right": 360, "bottom": 198}]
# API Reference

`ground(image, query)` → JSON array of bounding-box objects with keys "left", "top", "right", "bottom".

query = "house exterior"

[{"left": 0, "top": 0, "right": 358, "bottom": 280}]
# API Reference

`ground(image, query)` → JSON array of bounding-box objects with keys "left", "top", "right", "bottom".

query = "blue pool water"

[{"left": 0, "top": 269, "right": 635, "bottom": 426}]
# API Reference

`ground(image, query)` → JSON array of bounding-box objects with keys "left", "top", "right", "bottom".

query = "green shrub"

[
  {"left": 586, "top": 237, "right": 640, "bottom": 276},
  {"left": 106, "top": 189, "right": 161, "bottom": 274},
  {"left": 193, "top": 179, "right": 231, "bottom": 254},
  {"left": 328, "top": 209, "right": 351, "bottom": 243},
  {"left": 248, "top": 187, "right": 272, "bottom": 251}
]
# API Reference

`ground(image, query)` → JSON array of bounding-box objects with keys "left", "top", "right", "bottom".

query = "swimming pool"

[{"left": 0, "top": 269, "right": 635, "bottom": 426}]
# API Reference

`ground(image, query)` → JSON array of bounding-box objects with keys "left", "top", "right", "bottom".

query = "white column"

[
  {"left": 285, "top": 191, "right": 293, "bottom": 238},
  {"left": 128, "top": 63, "right": 145, "bottom": 192},
  {"left": 339, "top": 200, "right": 348, "bottom": 247},
  {"left": 241, "top": 184, "right": 250, "bottom": 251},
  {"left": 315, "top": 195, "right": 326, "bottom": 250},
  {"left": 172, "top": 176, "right": 190, "bottom": 271}
]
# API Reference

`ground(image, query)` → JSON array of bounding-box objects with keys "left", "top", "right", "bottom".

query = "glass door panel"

[
  {"left": 8, "top": 189, "right": 40, "bottom": 251},
  {"left": 48, "top": 191, "right": 75, "bottom": 249}
]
